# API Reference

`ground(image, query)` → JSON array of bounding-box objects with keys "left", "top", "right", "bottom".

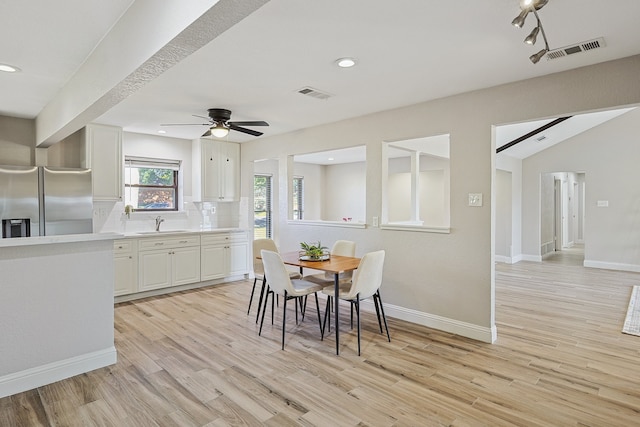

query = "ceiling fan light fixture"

[{"left": 210, "top": 122, "right": 229, "bottom": 138}]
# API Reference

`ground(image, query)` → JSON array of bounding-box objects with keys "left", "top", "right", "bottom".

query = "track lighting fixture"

[
  {"left": 511, "top": 0, "right": 552, "bottom": 64},
  {"left": 524, "top": 26, "right": 540, "bottom": 45}
]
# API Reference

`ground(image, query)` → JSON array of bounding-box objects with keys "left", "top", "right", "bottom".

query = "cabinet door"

[
  {"left": 228, "top": 242, "right": 249, "bottom": 276},
  {"left": 84, "top": 124, "right": 123, "bottom": 201},
  {"left": 114, "top": 254, "right": 137, "bottom": 296},
  {"left": 201, "top": 140, "right": 221, "bottom": 202},
  {"left": 172, "top": 246, "right": 201, "bottom": 286},
  {"left": 139, "top": 250, "right": 172, "bottom": 291},
  {"left": 201, "top": 244, "right": 226, "bottom": 280},
  {"left": 219, "top": 142, "right": 239, "bottom": 201}
]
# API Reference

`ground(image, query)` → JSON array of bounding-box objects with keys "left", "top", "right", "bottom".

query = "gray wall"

[
  {"left": 241, "top": 55, "right": 640, "bottom": 342},
  {"left": 522, "top": 107, "right": 640, "bottom": 271}
]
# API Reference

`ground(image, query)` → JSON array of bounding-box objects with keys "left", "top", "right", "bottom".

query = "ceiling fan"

[{"left": 161, "top": 108, "right": 269, "bottom": 138}]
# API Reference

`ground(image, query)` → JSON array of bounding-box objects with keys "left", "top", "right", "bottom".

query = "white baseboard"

[
  {"left": 584, "top": 260, "right": 640, "bottom": 273},
  {"left": 495, "top": 255, "right": 515, "bottom": 264},
  {"left": 0, "top": 347, "right": 117, "bottom": 399},
  {"left": 360, "top": 300, "right": 496, "bottom": 343}
]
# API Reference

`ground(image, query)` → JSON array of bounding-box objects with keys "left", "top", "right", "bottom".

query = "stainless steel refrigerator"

[{"left": 0, "top": 165, "right": 93, "bottom": 238}]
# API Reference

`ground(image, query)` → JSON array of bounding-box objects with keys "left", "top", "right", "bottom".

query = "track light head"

[
  {"left": 520, "top": 0, "right": 548, "bottom": 10},
  {"left": 529, "top": 49, "right": 548, "bottom": 64},
  {"left": 512, "top": 9, "right": 529, "bottom": 28},
  {"left": 524, "top": 26, "right": 540, "bottom": 44}
]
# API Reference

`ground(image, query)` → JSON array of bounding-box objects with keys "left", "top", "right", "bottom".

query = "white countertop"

[
  {"left": 0, "top": 228, "right": 247, "bottom": 248},
  {"left": 121, "top": 228, "right": 245, "bottom": 238},
  {"left": 0, "top": 232, "right": 124, "bottom": 248}
]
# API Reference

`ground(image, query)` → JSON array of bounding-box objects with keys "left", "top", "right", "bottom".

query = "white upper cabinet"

[
  {"left": 193, "top": 139, "right": 239, "bottom": 202},
  {"left": 82, "top": 124, "right": 123, "bottom": 201}
]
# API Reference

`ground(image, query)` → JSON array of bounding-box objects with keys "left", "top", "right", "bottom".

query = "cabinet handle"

[
  {"left": 155, "top": 243, "right": 164, "bottom": 246},
  {"left": 118, "top": 245, "right": 124, "bottom": 249},
  {"left": 179, "top": 240, "right": 188, "bottom": 243}
]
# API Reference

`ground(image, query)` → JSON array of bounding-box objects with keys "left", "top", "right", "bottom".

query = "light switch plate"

[{"left": 468, "top": 193, "right": 483, "bottom": 207}]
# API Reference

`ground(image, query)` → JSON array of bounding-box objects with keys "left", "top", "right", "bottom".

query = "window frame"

[
  {"left": 124, "top": 156, "right": 181, "bottom": 212},
  {"left": 292, "top": 176, "right": 304, "bottom": 220},
  {"left": 254, "top": 174, "right": 273, "bottom": 239}
]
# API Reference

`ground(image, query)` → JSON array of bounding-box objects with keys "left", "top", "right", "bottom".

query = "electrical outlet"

[{"left": 372, "top": 216, "right": 378, "bottom": 227}]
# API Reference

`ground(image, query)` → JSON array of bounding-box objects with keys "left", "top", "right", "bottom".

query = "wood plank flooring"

[{"left": 3, "top": 247, "right": 640, "bottom": 426}]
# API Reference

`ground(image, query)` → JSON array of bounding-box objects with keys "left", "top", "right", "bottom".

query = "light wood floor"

[{"left": 3, "top": 248, "right": 640, "bottom": 426}]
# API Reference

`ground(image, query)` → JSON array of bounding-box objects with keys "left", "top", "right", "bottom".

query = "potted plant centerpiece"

[{"left": 299, "top": 241, "right": 330, "bottom": 261}]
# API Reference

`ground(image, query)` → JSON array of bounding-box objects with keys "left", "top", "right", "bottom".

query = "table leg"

[{"left": 334, "top": 272, "right": 340, "bottom": 355}]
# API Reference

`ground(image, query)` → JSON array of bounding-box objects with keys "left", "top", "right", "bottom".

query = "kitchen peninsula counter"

[{"left": 0, "top": 232, "right": 122, "bottom": 399}]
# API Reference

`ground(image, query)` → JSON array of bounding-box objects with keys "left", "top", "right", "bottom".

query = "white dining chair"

[
  {"left": 259, "top": 250, "right": 325, "bottom": 350},
  {"left": 321, "top": 249, "right": 390, "bottom": 356},
  {"left": 249, "top": 238, "right": 301, "bottom": 323}
]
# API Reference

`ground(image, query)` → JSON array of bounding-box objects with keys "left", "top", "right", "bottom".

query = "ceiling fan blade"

[
  {"left": 229, "top": 124, "right": 263, "bottom": 137},
  {"left": 192, "top": 114, "right": 212, "bottom": 121},
  {"left": 201, "top": 129, "right": 212, "bottom": 137},
  {"left": 160, "top": 123, "right": 210, "bottom": 126},
  {"left": 228, "top": 120, "right": 269, "bottom": 127}
]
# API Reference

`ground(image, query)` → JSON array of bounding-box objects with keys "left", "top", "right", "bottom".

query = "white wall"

[
  {"left": 324, "top": 162, "right": 366, "bottom": 222},
  {"left": 522, "top": 107, "right": 640, "bottom": 271},
  {"left": 292, "top": 162, "right": 324, "bottom": 220},
  {"left": 241, "top": 55, "right": 640, "bottom": 343},
  {"left": 495, "top": 169, "right": 512, "bottom": 261}
]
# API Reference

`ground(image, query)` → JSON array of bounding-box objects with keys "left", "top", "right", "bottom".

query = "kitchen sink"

[{"left": 137, "top": 230, "right": 191, "bottom": 234}]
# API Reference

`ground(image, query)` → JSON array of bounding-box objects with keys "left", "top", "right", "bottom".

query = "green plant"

[{"left": 300, "top": 241, "right": 328, "bottom": 259}]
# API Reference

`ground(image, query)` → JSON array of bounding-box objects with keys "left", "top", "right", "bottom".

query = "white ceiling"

[{"left": 2, "top": 1, "right": 640, "bottom": 150}]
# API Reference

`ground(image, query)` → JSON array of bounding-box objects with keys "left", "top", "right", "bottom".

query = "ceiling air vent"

[
  {"left": 297, "top": 86, "right": 331, "bottom": 100},
  {"left": 546, "top": 37, "right": 606, "bottom": 61}
]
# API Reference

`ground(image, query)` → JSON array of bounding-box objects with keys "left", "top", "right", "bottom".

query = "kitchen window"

[{"left": 125, "top": 157, "right": 180, "bottom": 211}]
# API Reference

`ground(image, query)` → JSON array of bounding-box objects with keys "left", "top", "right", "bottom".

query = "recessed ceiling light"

[
  {"left": 328, "top": 157, "right": 335, "bottom": 161},
  {"left": 0, "top": 63, "right": 20, "bottom": 73},
  {"left": 158, "top": 130, "right": 166, "bottom": 134},
  {"left": 336, "top": 57, "right": 356, "bottom": 68}
]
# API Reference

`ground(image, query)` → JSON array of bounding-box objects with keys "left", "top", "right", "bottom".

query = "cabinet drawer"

[
  {"left": 201, "top": 232, "right": 247, "bottom": 246},
  {"left": 114, "top": 239, "right": 134, "bottom": 254},
  {"left": 138, "top": 235, "right": 201, "bottom": 251}
]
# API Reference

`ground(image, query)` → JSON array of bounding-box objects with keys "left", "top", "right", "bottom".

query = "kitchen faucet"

[{"left": 155, "top": 216, "right": 164, "bottom": 231}]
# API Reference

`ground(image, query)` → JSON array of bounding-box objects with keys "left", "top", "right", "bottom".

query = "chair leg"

[
  {"left": 281, "top": 291, "right": 288, "bottom": 350},
  {"left": 373, "top": 293, "right": 384, "bottom": 334},
  {"left": 314, "top": 293, "right": 324, "bottom": 340},
  {"left": 376, "top": 291, "right": 391, "bottom": 342},
  {"left": 356, "top": 294, "right": 361, "bottom": 356},
  {"left": 259, "top": 285, "right": 272, "bottom": 336},
  {"left": 255, "top": 277, "right": 267, "bottom": 323},
  {"left": 350, "top": 302, "right": 354, "bottom": 329},
  {"left": 322, "top": 296, "right": 331, "bottom": 334},
  {"left": 247, "top": 277, "right": 258, "bottom": 315},
  {"left": 271, "top": 287, "right": 275, "bottom": 325}
]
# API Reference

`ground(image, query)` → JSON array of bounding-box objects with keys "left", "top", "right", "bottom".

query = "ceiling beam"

[
  {"left": 35, "top": 0, "right": 270, "bottom": 147},
  {"left": 496, "top": 116, "right": 572, "bottom": 154}
]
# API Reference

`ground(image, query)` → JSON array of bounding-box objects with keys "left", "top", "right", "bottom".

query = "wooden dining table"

[{"left": 280, "top": 252, "right": 361, "bottom": 355}]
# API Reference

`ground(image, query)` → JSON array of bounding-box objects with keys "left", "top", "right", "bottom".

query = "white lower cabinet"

[
  {"left": 201, "top": 232, "right": 249, "bottom": 281},
  {"left": 138, "top": 235, "right": 201, "bottom": 292},
  {"left": 115, "top": 232, "right": 248, "bottom": 297},
  {"left": 114, "top": 239, "right": 138, "bottom": 296}
]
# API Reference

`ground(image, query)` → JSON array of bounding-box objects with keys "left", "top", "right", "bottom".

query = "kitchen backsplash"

[{"left": 94, "top": 198, "right": 247, "bottom": 233}]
